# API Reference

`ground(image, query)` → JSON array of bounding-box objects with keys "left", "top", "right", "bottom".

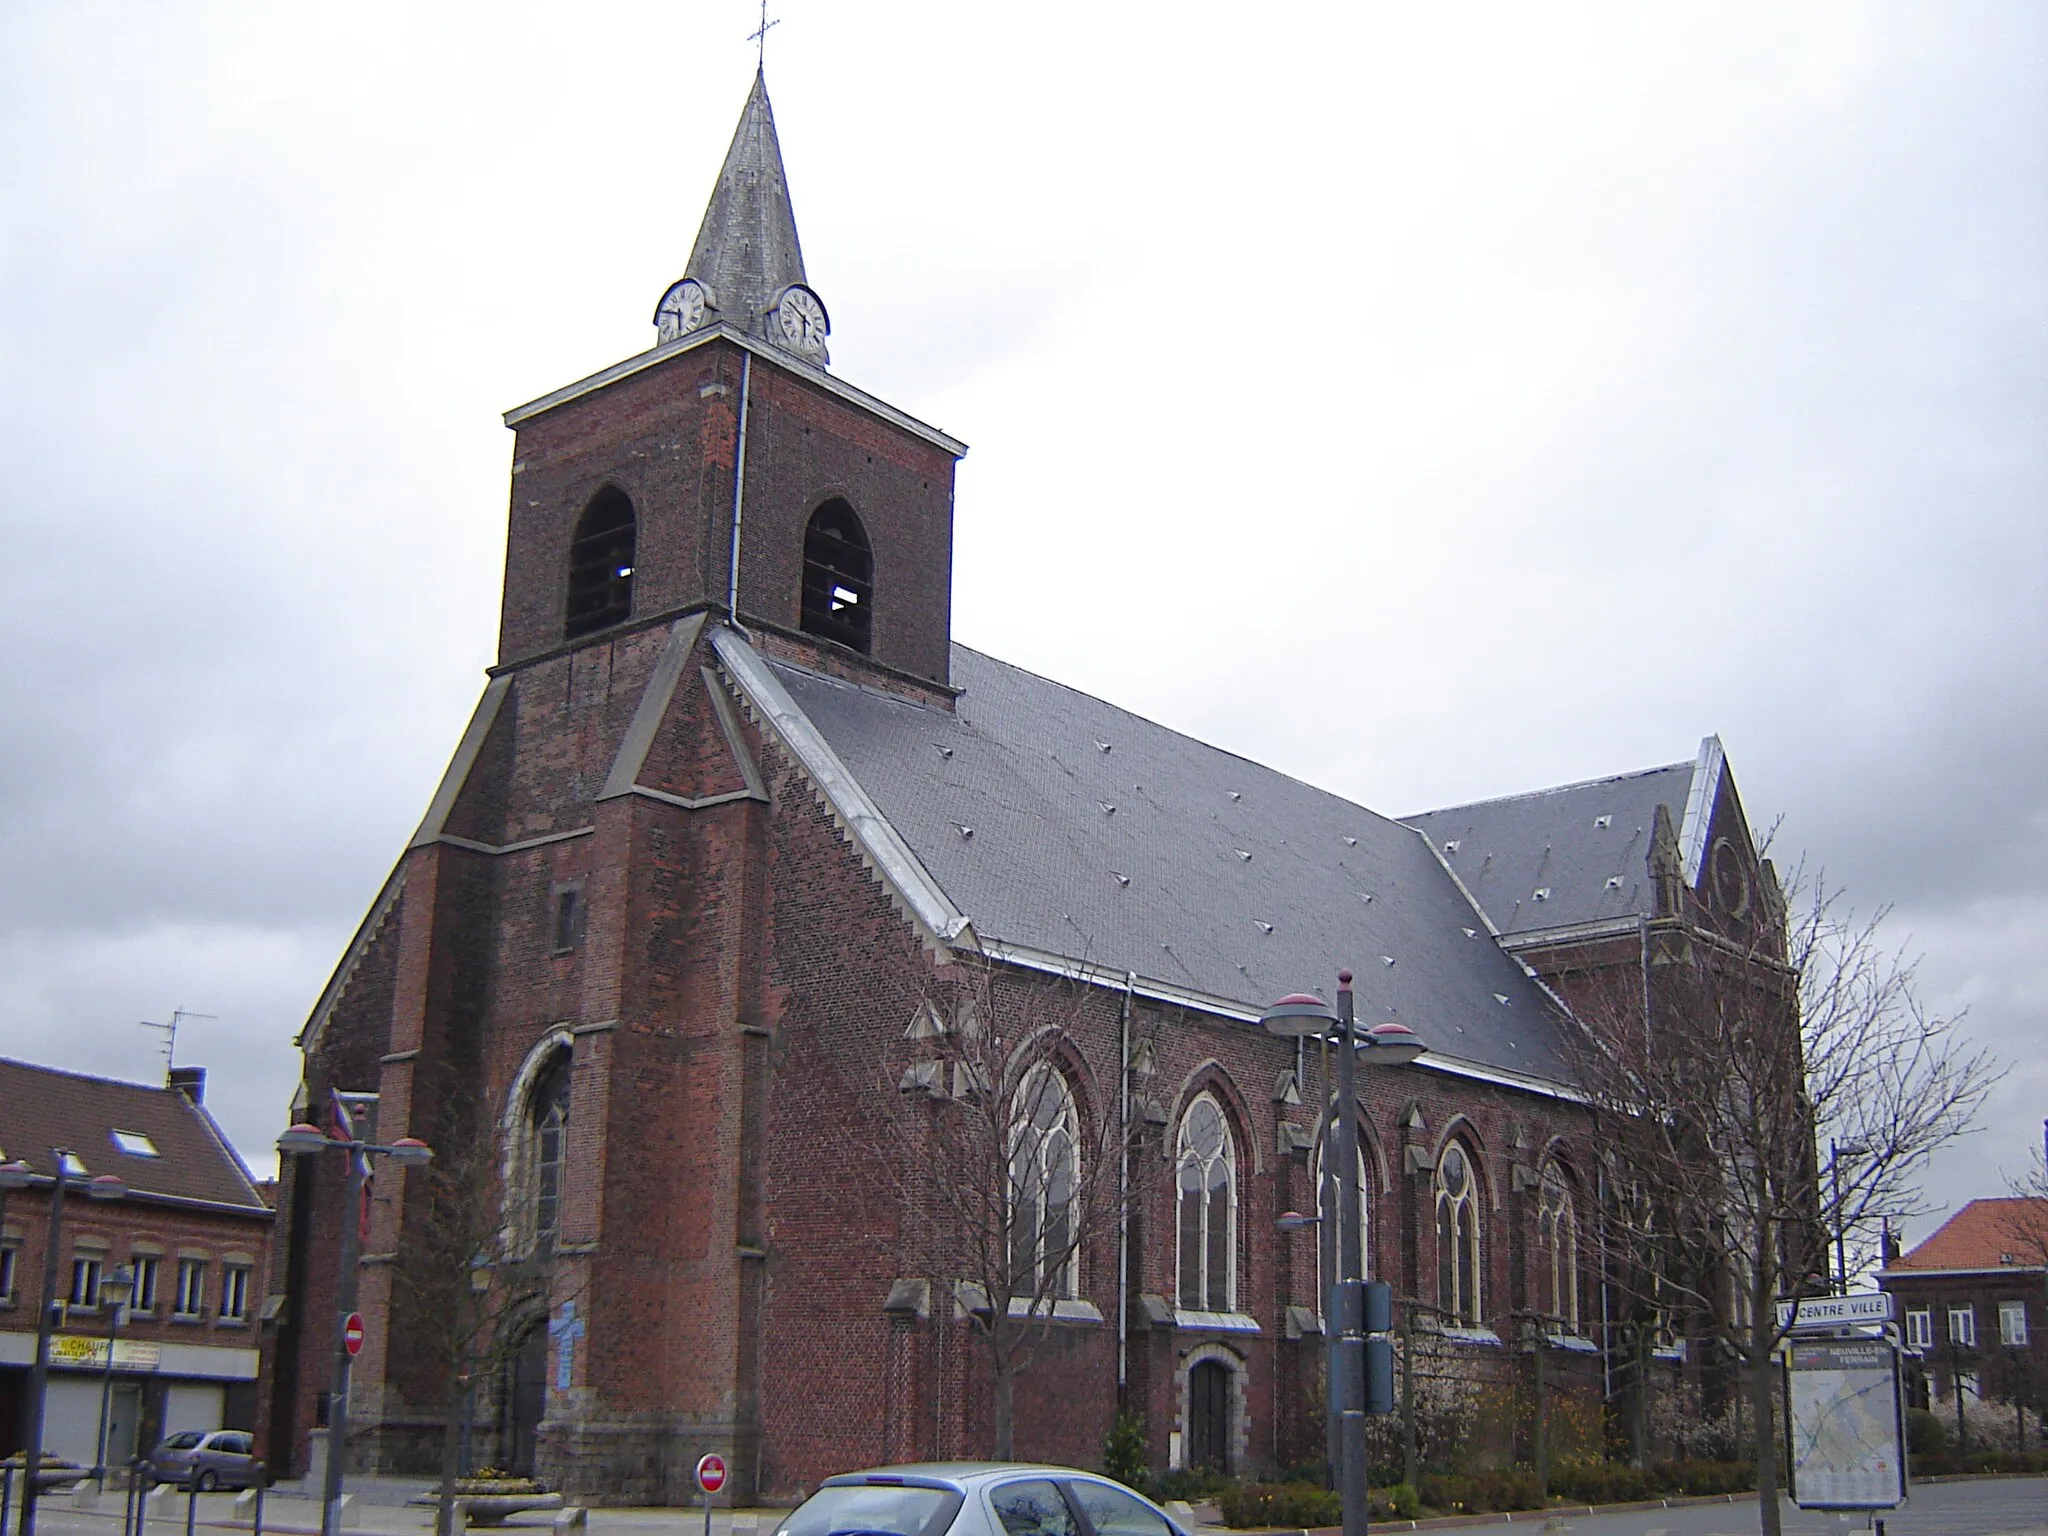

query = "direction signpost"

[
  {"left": 1778, "top": 1292, "right": 1906, "bottom": 1528},
  {"left": 695, "top": 1453, "right": 727, "bottom": 1536}
]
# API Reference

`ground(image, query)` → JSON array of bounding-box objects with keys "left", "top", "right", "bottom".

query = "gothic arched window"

[
  {"left": 1435, "top": 1141, "right": 1482, "bottom": 1324},
  {"left": 529, "top": 1050, "right": 573, "bottom": 1255},
  {"left": 1008, "top": 1064, "right": 1079, "bottom": 1299},
  {"left": 565, "top": 487, "right": 636, "bottom": 639},
  {"left": 799, "top": 499, "right": 873, "bottom": 653},
  {"left": 1537, "top": 1161, "right": 1580, "bottom": 1328},
  {"left": 1177, "top": 1096, "right": 1236, "bottom": 1312}
]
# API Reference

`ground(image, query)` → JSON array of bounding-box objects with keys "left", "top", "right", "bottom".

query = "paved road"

[{"left": 1436, "top": 1477, "right": 2048, "bottom": 1535}]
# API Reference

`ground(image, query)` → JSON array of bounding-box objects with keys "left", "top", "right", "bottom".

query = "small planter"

[{"left": 456, "top": 1492, "right": 563, "bottom": 1526}]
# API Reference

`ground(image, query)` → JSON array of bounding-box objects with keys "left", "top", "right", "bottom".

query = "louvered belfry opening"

[
  {"left": 564, "top": 486, "right": 636, "bottom": 639},
  {"left": 799, "top": 498, "right": 873, "bottom": 653}
]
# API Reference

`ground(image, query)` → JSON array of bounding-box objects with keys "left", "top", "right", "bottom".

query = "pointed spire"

[{"left": 655, "top": 71, "right": 828, "bottom": 364}]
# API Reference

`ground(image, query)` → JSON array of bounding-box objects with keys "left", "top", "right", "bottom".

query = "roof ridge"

[
  {"left": 0, "top": 1056, "right": 184, "bottom": 1096},
  {"left": 1400, "top": 760, "right": 1696, "bottom": 822}
]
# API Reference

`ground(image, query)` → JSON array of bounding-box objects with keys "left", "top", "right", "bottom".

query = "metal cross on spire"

[{"left": 748, "top": 0, "right": 779, "bottom": 71}]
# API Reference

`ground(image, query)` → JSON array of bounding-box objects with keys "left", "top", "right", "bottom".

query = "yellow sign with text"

[{"left": 49, "top": 1336, "right": 162, "bottom": 1371}]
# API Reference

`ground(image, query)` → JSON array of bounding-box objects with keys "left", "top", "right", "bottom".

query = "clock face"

[
  {"left": 654, "top": 279, "right": 708, "bottom": 344},
  {"left": 776, "top": 285, "right": 828, "bottom": 357}
]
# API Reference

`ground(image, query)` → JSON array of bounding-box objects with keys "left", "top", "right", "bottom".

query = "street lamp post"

[
  {"left": 1263, "top": 974, "right": 1425, "bottom": 1536},
  {"left": 1829, "top": 1138, "right": 1869, "bottom": 1294},
  {"left": 277, "top": 1117, "right": 432, "bottom": 1536},
  {"left": 0, "top": 1152, "right": 128, "bottom": 1536},
  {"left": 92, "top": 1264, "right": 137, "bottom": 1486}
]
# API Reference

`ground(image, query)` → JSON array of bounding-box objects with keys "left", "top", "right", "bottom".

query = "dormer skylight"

[{"left": 111, "top": 1130, "right": 160, "bottom": 1159}]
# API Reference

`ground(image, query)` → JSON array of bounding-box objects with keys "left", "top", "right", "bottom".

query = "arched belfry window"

[
  {"left": 1435, "top": 1140, "right": 1482, "bottom": 1324},
  {"left": 528, "top": 1049, "right": 573, "bottom": 1255},
  {"left": 1311, "top": 1130, "right": 1372, "bottom": 1304},
  {"left": 1009, "top": 1063, "right": 1079, "bottom": 1299},
  {"left": 1537, "top": 1161, "right": 1580, "bottom": 1328},
  {"left": 799, "top": 499, "right": 872, "bottom": 653},
  {"left": 565, "top": 486, "right": 636, "bottom": 639},
  {"left": 1177, "top": 1095, "right": 1236, "bottom": 1312}
]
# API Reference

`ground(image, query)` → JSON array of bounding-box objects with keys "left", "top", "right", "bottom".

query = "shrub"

[
  {"left": 1102, "top": 1412, "right": 1149, "bottom": 1491},
  {"left": 1382, "top": 1483, "right": 1420, "bottom": 1520},
  {"left": 1906, "top": 1407, "right": 1951, "bottom": 1457},
  {"left": 1217, "top": 1483, "right": 1339, "bottom": 1529}
]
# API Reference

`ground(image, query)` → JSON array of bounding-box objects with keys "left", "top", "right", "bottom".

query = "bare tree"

[
  {"left": 1572, "top": 863, "right": 1998, "bottom": 1536},
  {"left": 386, "top": 1093, "right": 561, "bottom": 1536},
  {"left": 873, "top": 959, "right": 1154, "bottom": 1460}
]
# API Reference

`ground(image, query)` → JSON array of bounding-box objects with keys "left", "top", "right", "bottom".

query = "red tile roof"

[
  {"left": 0, "top": 1059, "right": 269, "bottom": 1212},
  {"left": 1889, "top": 1198, "right": 2048, "bottom": 1273}
]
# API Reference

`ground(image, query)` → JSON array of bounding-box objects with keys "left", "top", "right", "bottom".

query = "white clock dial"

[
  {"left": 775, "top": 285, "right": 828, "bottom": 356},
  {"left": 654, "top": 279, "right": 708, "bottom": 343}
]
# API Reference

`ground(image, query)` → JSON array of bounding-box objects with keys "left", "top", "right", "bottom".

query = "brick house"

[
  {"left": 261, "top": 71, "right": 1787, "bottom": 1502},
  {"left": 0, "top": 1060, "right": 275, "bottom": 1469},
  {"left": 1878, "top": 1198, "right": 2048, "bottom": 1440}
]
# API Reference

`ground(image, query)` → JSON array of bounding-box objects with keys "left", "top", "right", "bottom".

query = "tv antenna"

[{"left": 140, "top": 1008, "right": 216, "bottom": 1076}]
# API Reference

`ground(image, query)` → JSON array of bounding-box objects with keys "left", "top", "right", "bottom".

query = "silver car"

[
  {"left": 146, "top": 1429, "right": 262, "bottom": 1491},
  {"left": 774, "top": 1464, "right": 1193, "bottom": 1536}
]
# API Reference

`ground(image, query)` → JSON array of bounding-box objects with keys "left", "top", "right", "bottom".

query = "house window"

[
  {"left": 132, "top": 1254, "right": 160, "bottom": 1311},
  {"left": 529, "top": 1052, "right": 573, "bottom": 1255},
  {"left": 1948, "top": 1304, "right": 1975, "bottom": 1348},
  {"left": 69, "top": 1255, "right": 103, "bottom": 1310},
  {"left": 1905, "top": 1307, "right": 1932, "bottom": 1350},
  {"left": 799, "top": 499, "right": 873, "bottom": 654},
  {"left": 220, "top": 1265, "right": 251, "bottom": 1322},
  {"left": 1435, "top": 1142, "right": 1482, "bottom": 1324},
  {"left": 174, "top": 1258, "right": 207, "bottom": 1318},
  {"left": 0, "top": 1243, "right": 15, "bottom": 1303},
  {"left": 1176, "top": 1096, "right": 1236, "bottom": 1313},
  {"left": 564, "top": 486, "right": 636, "bottom": 639},
  {"left": 1999, "top": 1300, "right": 2028, "bottom": 1347},
  {"left": 1537, "top": 1161, "right": 1580, "bottom": 1328},
  {"left": 1008, "top": 1064, "right": 1080, "bottom": 1299}
]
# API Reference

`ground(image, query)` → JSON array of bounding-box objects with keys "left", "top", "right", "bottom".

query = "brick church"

[{"left": 260, "top": 72, "right": 1780, "bottom": 1502}]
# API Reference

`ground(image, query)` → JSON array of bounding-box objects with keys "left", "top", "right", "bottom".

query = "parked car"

[
  {"left": 774, "top": 1464, "right": 1193, "bottom": 1536},
  {"left": 146, "top": 1430, "right": 263, "bottom": 1491}
]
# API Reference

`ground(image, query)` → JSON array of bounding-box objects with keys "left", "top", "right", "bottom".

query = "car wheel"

[{"left": 195, "top": 1472, "right": 218, "bottom": 1493}]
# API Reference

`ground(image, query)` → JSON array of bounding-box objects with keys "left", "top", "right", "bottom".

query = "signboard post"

[
  {"left": 1780, "top": 1296, "right": 1907, "bottom": 1517},
  {"left": 695, "top": 1453, "right": 727, "bottom": 1536}
]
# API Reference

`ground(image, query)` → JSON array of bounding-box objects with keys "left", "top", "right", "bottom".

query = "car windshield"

[
  {"left": 776, "top": 1484, "right": 963, "bottom": 1536},
  {"left": 163, "top": 1433, "right": 205, "bottom": 1450}
]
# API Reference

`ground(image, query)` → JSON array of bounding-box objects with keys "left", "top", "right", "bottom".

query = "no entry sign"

[
  {"left": 342, "top": 1313, "right": 366, "bottom": 1357},
  {"left": 695, "top": 1453, "right": 727, "bottom": 1495}
]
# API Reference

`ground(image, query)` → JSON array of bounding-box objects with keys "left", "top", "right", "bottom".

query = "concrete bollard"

[
  {"left": 337, "top": 1493, "right": 362, "bottom": 1529},
  {"left": 552, "top": 1509, "right": 588, "bottom": 1535},
  {"left": 232, "top": 1488, "right": 260, "bottom": 1526},
  {"left": 145, "top": 1484, "right": 181, "bottom": 1522},
  {"left": 70, "top": 1483, "right": 100, "bottom": 1511}
]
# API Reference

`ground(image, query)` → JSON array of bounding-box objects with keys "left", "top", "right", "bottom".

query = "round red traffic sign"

[
  {"left": 342, "top": 1312, "right": 365, "bottom": 1357},
  {"left": 695, "top": 1453, "right": 727, "bottom": 1494}
]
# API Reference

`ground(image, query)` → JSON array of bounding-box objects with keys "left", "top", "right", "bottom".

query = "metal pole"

[
  {"left": 1333, "top": 973, "right": 1366, "bottom": 1536},
  {"left": 21, "top": 1157, "right": 73, "bottom": 1536},
  {"left": 1319, "top": 1084, "right": 1338, "bottom": 1486},
  {"left": 94, "top": 1285, "right": 125, "bottom": 1485},
  {"left": 320, "top": 1148, "right": 368, "bottom": 1536},
  {"left": 1830, "top": 1140, "right": 1847, "bottom": 1295}
]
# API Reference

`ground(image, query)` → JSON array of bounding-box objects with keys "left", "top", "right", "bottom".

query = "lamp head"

[
  {"left": 1261, "top": 993, "right": 1337, "bottom": 1039},
  {"left": 0, "top": 1160, "right": 33, "bottom": 1191},
  {"left": 1362, "top": 1020, "right": 1426, "bottom": 1066},
  {"left": 385, "top": 1137, "right": 433, "bottom": 1168},
  {"left": 1275, "top": 1210, "right": 1322, "bottom": 1231},
  {"left": 87, "top": 1172, "right": 126, "bottom": 1201},
  {"left": 101, "top": 1264, "right": 135, "bottom": 1308},
  {"left": 276, "top": 1123, "right": 331, "bottom": 1157}
]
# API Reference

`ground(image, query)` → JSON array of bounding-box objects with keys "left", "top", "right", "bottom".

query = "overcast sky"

[{"left": 1, "top": 3, "right": 2041, "bottom": 1249}]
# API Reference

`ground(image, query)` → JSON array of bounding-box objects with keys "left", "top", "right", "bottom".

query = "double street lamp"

[
  {"left": 276, "top": 1116, "right": 431, "bottom": 1536},
  {"left": 0, "top": 1151, "right": 127, "bottom": 1536},
  {"left": 1262, "top": 973, "right": 1425, "bottom": 1536},
  {"left": 92, "top": 1262, "right": 137, "bottom": 1486}
]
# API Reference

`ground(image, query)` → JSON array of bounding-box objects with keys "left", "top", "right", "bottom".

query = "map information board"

[{"left": 1784, "top": 1339, "right": 1906, "bottom": 1510}]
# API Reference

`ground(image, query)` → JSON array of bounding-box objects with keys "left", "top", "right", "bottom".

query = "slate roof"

[
  {"left": 1402, "top": 759, "right": 1699, "bottom": 940},
  {"left": 763, "top": 643, "right": 1573, "bottom": 1087},
  {"left": 1884, "top": 1198, "right": 2048, "bottom": 1273},
  {"left": 0, "top": 1060, "right": 270, "bottom": 1213}
]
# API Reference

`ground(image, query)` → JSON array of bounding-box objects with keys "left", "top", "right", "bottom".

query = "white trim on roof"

[
  {"left": 1678, "top": 734, "right": 1725, "bottom": 888},
  {"left": 713, "top": 628, "right": 974, "bottom": 947}
]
